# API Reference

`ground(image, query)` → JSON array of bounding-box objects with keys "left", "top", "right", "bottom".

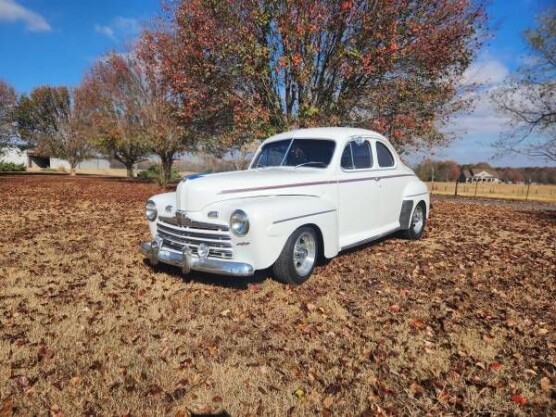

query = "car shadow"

[
  {"left": 142, "top": 259, "right": 271, "bottom": 289},
  {"left": 190, "top": 412, "right": 231, "bottom": 417}
]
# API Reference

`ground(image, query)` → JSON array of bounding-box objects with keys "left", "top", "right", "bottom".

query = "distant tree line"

[
  {"left": 414, "top": 160, "right": 556, "bottom": 184},
  {"left": 495, "top": 166, "right": 556, "bottom": 184},
  {"left": 414, "top": 160, "right": 461, "bottom": 182}
]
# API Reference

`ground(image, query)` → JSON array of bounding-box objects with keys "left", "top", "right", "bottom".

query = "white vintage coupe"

[{"left": 140, "top": 127, "right": 429, "bottom": 284}]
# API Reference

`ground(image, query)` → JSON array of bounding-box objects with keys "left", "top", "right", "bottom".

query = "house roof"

[
  {"left": 461, "top": 168, "right": 472, "bottom": 178},
  {"left": 471, "top": 169, "right": 497, "bottom": 178},
  {"left": 460, "top": 168, "right": 497, "bottom": 178}
]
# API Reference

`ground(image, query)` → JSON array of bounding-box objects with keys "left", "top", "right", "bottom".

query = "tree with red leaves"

[
  {"left": 79, "top": 53, "right": 151, "bottom": 177},
  {"left": 142, "top": 0, "right": 485, "bottom": 152},
  {"left": 80, "top": 52, "right": 187, "bottom": 180}
]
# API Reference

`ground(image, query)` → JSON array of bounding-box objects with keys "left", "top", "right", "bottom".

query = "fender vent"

[{"left": 399, "top": 200, "right": 414, "bottom": 230}]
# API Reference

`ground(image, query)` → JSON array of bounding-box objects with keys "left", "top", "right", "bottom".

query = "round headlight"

[
  {"left": 230, "top": 210, "right": 249, "bottom": 236},
  {"left": 145, "top": 200, "right": 157, "bottom": 221}
]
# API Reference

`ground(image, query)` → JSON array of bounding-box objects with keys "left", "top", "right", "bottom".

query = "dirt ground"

[{"left": 0, "top": 176, "right": 554, "bottom": 417}]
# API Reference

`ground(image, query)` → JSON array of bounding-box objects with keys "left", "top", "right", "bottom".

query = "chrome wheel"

[
  {"left": 292, "top": 231, "right": 316, "bottom": 276},
  {"left": 411, "top": 205, "right": 424, "bottom": 235}
]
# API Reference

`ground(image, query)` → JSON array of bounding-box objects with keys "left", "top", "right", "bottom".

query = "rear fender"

[{"left": 401, "top": 180, "right": 430, "bottom": 225}]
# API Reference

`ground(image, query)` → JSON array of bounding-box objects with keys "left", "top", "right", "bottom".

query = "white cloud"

[
  {"left": 94, "top": 24, "right": 114, "bottom": 39},
  {"left": 450, "top": 89, "right": 512, "bottom": 136},
  {"left": 0, "top": 0, "right": 51, "bottom": 31},
  {"left": 94, "top": 17, "right": 140, "bottom": 40},
  {"left": 417, "top": 58, "right": 536, "bottom": 166},
  {"left": 446, "top": 59, "right": 514, "bottom": 138},
  {"left": 459, "top": 59, "right": 510, "bottom": 88}
]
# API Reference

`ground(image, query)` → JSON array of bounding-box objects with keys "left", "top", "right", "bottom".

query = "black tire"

[
  {"left": 273, "top": 226, "right": 318, "bottom": 285},
  {"left": 400, "top": 202, "right": 426, "bottom": 240}
]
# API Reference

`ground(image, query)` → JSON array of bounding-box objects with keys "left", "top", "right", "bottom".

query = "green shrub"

[
  {"left": 138, "top": 164, "right": 182, "bottom": 185},
  {"left": 0, "top": 161, "right": 26, "bottom": 172}
]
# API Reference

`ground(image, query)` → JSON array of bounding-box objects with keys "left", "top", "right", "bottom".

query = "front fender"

[
  {"left": 145, "top": 192, "right": 177, "bottom": 237},
  {"left": 208, "top": 196, "right": 339, "bottom": 270}
]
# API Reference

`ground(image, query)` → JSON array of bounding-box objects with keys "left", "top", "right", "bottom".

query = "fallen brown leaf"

[
  {"left": 323, "top": 395, "right": 334, "bottom": 409},
  {"left": 540, "top": 377, "right": 551, "bottom": 392},
  {"left": 0, "top": 397, "right": 13, "bottom": 417}
]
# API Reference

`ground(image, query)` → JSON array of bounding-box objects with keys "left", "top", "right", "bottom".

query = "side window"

[
  {"left": 341, "top": 140, "right": 372, "bottom": 170},
  {"left": 376, "top": 142, "right": 395, "bottom": 167},
  {"left": 352, "top": 140, "right": 372, "bottom": 169},
  {"left": 341, "top": 144, "right": 353, "bottom": 169}
]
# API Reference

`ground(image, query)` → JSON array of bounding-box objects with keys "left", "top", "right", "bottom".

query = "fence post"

[
  {"left": 525, "top": 181, "right": 531, "bottom": 201},
  {"left": 455, "top": 180, "right": 459, "bottom": 197},
  {"left": 474, "top": 181, "right": 479, "bottom": 198}
]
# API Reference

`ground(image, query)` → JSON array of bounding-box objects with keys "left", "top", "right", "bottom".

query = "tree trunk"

[
  {"left": 161, "top": 154, "right": 174, "bottom": 186},
  {"left": 125, "top": 163, "right": 134, "bottom": 178},
  {"left": 70, "top": 161, "right": 78, "bottom": 176}
]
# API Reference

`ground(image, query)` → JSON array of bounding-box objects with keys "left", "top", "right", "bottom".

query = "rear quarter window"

[{"left": 376, "top": 142, "right": 395, "bottom": 167}]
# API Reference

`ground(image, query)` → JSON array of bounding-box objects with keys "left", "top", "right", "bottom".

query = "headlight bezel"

[
  {"left": 230, "top": 209, "right": 249, "bottom": 236},
  {"left": 145, "top": 200, "right": 157, "bottom": 221}
]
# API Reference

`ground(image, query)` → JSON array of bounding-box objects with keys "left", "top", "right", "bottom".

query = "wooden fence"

[{"left": 427, "top": 181, "right": 556, "bottom": 203}]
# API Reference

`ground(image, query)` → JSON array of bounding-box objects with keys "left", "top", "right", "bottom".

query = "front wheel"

[
  {"left": 273, "top": 226, "right": 318, "bottom": 285},
  {"left": 401, "top": 202, "right": 426, "bottom": 240}
]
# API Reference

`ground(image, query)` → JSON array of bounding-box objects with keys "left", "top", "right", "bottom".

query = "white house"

[
  {"left": 459, "top": 168, "right": 500, "bottom": 183},
  {"left": 1, "top": 147, "right": 111, "bottom": 170}
]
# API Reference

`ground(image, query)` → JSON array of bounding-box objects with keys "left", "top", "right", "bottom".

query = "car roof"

[{"left": 263, "top": 127, "right": 389, "bottom": 145}]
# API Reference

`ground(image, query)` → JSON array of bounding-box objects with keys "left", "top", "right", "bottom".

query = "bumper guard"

[{"left": 140, "top": 240, "right": 254, "bottom": 277}]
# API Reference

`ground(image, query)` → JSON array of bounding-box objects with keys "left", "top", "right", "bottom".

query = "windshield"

[{"left": 252, "top": 139, "right": 336, "bottom": 169}]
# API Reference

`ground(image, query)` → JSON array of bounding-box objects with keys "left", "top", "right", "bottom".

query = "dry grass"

[
  {"left": 1, "top": 176, "right": 555, "bottom": 416},
  {"left": 428, "top": 181, "right": 556, "bottom": 203}
]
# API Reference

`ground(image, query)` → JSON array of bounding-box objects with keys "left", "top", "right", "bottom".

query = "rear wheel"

[
  {"left": 401, "top": 202, "right": 426, "bottom": 240},
  {"left": 273, "top": 226, "right": 318, "bottom": 285}
]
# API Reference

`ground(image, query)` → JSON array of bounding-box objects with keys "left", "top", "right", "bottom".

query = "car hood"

[{"left": 176, "top": 168, "right": 329, "bottom": 212}]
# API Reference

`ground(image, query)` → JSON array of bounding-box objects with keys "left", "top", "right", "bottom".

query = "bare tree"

[{"left": 492, "top": 8, "right": 556, "bottom": 161}]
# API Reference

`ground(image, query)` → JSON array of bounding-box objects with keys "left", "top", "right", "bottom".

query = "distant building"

[
  {"left": 459, "top": 168, "right": 500, "bottom": 183},
  {"left": 1, "top": 147, "right": 112, "bottom": 170}
]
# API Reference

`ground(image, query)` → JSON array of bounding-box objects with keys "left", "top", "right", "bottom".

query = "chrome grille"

[{"left": 156, "top": 219, "right": 233, "bottom": 259}]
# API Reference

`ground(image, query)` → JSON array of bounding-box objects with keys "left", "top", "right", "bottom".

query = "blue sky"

[
  {"left": 0, "top": 0, "right": 159, "bottom": 92},
  {"left": 0, "top": 0, "right": 554, "bottom": 167}
]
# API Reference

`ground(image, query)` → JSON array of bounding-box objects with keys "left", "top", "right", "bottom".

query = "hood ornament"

[
  {"left": 181, "top": 173, "right": 205, "bottom": 183},
  {"left": 176, "top": 210, "right": 194, "bottom": 227}
]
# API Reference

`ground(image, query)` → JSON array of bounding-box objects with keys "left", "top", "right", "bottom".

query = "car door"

[
  {"left": 337, "top": 137, "right": 382, "bottom": 248},
  {"left": 372, "top": 139, "right": 406, "bottom": 228}
]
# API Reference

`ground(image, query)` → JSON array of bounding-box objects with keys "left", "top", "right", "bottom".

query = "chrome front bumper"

[{"left": 140, "top": 240, "right": 254, "bottom": 277}]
